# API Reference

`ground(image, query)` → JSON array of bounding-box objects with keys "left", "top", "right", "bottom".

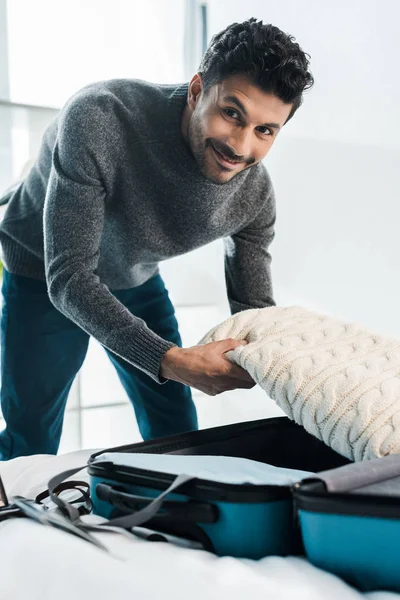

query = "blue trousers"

[{"left": 0, "top": 270, "right": 198, "bottom": 460}]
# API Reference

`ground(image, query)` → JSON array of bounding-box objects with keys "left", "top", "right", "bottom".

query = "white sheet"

[
  {"left": 95, "top": 452, "right": 314, "bottom": 485},
  {"left": 0, "top": 451, "right": 398, "bottom": 600}
]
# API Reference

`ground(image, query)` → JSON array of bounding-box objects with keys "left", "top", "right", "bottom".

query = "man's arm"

[
  {"left": 45, "top": 90, "right": 253, "bottom": 394},
  {"left": 161, "top": 178, "right": 277, "bottom": 394},
  {"left": 44, "top": 91, "right": 174, "bottom": 383},
  {"left": 160, "top": 185, "right": 277, "bottom": 395},
  {"left": 224, "top": 184, "right": 277, "bottom": 314}
]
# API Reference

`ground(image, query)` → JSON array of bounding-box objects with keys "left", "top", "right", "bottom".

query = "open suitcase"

[
  {"left": 87, "top": 416, "right": 348, "bottom": 560},
  {"left": 294, "top": 454, "right": 400, "bottom": 592}
]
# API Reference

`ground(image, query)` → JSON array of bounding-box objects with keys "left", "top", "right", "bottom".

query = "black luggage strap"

[
  {"left": 47, "top": 464, "right": 196, "bottom": 540},
  {"left": 1, "top": 465, "right": 197, "bottom": 555},
  {"left": 35, "top": 480, "right": 92, "bottom": 516}
]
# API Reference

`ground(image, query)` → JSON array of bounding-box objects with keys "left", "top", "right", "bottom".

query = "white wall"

[{"left": 202, "top": 0, "right": 400, "bottom": 339}]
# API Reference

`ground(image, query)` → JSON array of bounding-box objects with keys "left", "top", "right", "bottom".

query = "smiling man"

[
  {"left": 181, "top": 74, "right": 285, "bottom": 183},
  {"left": 0, "top": 18, "right": 313, "bottom": 459}
]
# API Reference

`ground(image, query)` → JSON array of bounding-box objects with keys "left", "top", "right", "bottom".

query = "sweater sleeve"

[
  {"left": 43, "top": 91, "right": 174, "bottom": 383},
  {"left": 223, "top": 182, "right": 277, "bottom": 315}
]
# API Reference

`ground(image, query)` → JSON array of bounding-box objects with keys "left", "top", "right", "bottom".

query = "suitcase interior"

[
  {"left": 88, "top": 417, "right": 351, "bottom": 558},
  {"left": 89, "top": 416, "right": 350, "bottom": 473}
]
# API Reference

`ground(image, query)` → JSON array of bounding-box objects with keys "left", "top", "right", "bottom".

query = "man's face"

[{"left": 182, "top": 73, "right": 293, "bottom": 184}]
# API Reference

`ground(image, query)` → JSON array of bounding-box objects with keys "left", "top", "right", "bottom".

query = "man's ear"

[{"left": 187, "top": 73, "right": 203, "bottom": 110}]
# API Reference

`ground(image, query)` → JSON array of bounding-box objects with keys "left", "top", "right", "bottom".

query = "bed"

[{"left": 0, "top": 449, "right": 398, "bottom": 600}]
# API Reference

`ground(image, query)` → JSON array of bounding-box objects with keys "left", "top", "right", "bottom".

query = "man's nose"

[{"left": 228, "top": 127, "right": 252, "bottom": 159}]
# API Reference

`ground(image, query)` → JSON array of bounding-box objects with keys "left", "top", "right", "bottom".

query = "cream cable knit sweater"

[{"left": 200, "top": 306, "right": 400, "bottom": 461}]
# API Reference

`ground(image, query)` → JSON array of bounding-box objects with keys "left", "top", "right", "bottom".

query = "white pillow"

[{"left": 199, "top": 306, "right": 400, "bottom": 461}]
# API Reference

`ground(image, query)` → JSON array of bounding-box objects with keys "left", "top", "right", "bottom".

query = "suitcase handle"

[{"left": 96, "top": 482, "right": 218, "bottom": 524}]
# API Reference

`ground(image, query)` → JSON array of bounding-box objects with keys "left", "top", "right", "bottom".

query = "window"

[{"left": 5, "top": 0, "right": 186, "bottom": 108}]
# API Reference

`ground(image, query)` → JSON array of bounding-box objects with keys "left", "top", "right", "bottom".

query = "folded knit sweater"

[{"left": 201, "top": 306, "right": 400, "bottom": 461}]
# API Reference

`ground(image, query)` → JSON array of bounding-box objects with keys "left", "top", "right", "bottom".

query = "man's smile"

[{"left": 210, "top": 143, "right": 244, "bottom": 170}]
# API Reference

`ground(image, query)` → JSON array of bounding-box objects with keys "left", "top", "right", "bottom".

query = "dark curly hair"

[{"left": 199, "top": 18, "right": 314, "bottom": 123}]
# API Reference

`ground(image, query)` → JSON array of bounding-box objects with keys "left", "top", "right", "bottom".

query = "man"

[{"left": 0, "top": 18, "right": 313, "bottom": 459}]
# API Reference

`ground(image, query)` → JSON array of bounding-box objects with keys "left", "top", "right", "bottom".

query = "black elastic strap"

[
  {"left": 47, "top": 465, "right": 196, "bottom": 531},
  {"left": 36, "top": 480, "right": 92, "bottom": 515},
  {"left": 47, "top": 466, "right": 88, "bottom": 521}
]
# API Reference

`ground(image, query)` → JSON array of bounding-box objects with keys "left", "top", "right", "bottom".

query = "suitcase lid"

[
  {"left": 294, "top": 453, "right": 400, "bottom": 518},
  {"left": 312, "top": 453, "right": 400, "bottom": 494}
]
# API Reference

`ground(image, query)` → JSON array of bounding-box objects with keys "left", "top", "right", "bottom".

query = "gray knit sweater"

[{"left": 0, "top": 79, "right": 276, "bottom": 382}]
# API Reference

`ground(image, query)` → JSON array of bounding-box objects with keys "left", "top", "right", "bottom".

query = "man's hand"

[{"left": 160, "top": 339, "right": 255, "bottom": 396}]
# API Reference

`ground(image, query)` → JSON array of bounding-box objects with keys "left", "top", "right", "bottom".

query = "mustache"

[{"left": 209, "top": 140, "right": 256, "bottom": 166}]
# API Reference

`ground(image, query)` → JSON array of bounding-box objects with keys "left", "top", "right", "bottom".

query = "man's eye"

[
  {"left": 223, "top": 108, "right": 240, "bottom": 119},
  {"left": 257, "top": 126, "right": 272, "bottom": 136}
]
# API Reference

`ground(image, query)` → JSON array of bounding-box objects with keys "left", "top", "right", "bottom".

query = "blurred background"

[{"left": 0, "top": 0, "right": 399, "bottom": 453}]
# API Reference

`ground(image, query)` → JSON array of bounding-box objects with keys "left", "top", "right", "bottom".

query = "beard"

[
  {"left": 187, "top": 113, "right": 214, "bottom": 179},
  {"left": 186, "top": 112, "right": 255, "bottom": 184}
]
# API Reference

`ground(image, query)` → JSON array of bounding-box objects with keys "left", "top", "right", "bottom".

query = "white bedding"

[{"left": 0, "top": 450, "right": 398, "bottom": 600}]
